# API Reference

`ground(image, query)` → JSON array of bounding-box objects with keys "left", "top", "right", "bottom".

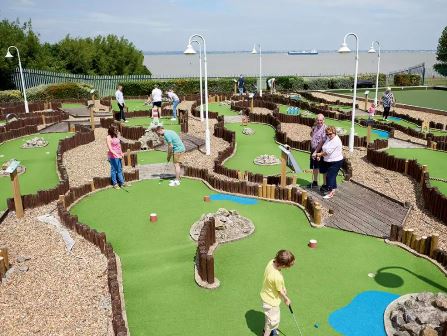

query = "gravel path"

[
  {"left": 0, "top": 204, "right": 112, "bottom": 336},
  {"left": 311, "top": 92, "right": 447, "bottom": 126},
  {"left": 252, "top": 107, "right": 273, "bottom": 115},
  {"left": 280, "top": 123, "right": 312, "bottom": 142},
  {"left": 64, "top": 128, "right": 133, "bottom": 187},
  {"left": 345, "top": 148, "right": 447, "bottom": 250}
]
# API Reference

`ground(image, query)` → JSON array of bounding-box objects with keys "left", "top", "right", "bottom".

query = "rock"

[
  {"left": 403, "top": 312, "right": 416, "bottom": 323},
  {"left": 391, "top": 311, "right": 405, "bottom": 328},
  {"left": 402, "top": 322, "right": 422, "bottom": 335},
  {"left": 254, "top": 154, "right": 280, "bottom": 165},
  {"left": 16, "top": 256, "right": 31, "bottom": 263},
  {"left": 393, "top": 331, "right": 411, "bottom": 336},
  {"left": 416, "top": 293, "right": 434, "bottom": 303},
  {"left": 242, "top": 127, "right": 255, "bottom": 135},
  {"left": 18, "top": 265, "right": 29, "bottom": 272},
  {"left": 21, "top": 137, "right": 48, "bottom": 149},
  {"left": 139, "top": 128, "right": 162, "bottom": 150},
  {"left": 229, "top": 210, "right": 239, "bottom": 216},
  {"left": 434, "top": 298, "right": 447, "bottom": 311},
  {"left": 419, "top": 327, "right": 437, "bottom": 336},
  {"left": 217, "top": 208, "right": 230, "bottom": 217},
  {"left": 404, "top": 299, "right": 419, "bottom": 310}
]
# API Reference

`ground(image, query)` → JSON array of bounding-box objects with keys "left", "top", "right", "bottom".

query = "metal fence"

[
  {"left": 11, "top": 68, "right": 155, "bottom": 96},
  {"left": 387, "top": 63, "right": 425, "bottom": 85}
]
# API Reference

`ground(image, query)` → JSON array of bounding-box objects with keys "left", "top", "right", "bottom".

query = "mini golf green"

[
  {"left": 386, "top": 148, "right": 447, "bottom": 196},
  {"left": 202, "top": 102, "right": 239, "bottom": 116},
  {"left": 357, "top": 115, "right": 447, "bottom": 137},
  {"left": 329, "top": 88, "right": 447, "bottom": 112},
  {"left": 112, "top": 100, "right": 151, "bottom": 112},
  {"left": 223, "top": 122, "right": 381, "bottom": 185},
  {"left": 0, "top": 132, "right": 72, "bottom": 211},
  {"left": 137, "top": 150, "right": 167, "bottom": 164},
  {"left": 70, "top": 178, "right": 447, "bottom": 336}
]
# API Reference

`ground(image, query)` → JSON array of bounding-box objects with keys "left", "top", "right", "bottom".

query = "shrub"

[
  {"left": 0, "top": 90, "right": 23, "bottom": 103},
  {"left": 304, "top": 77, "right": 331, "bottom": 90},
  {"left": 26, "top": 82, "right": 94, "bottom": 100},
  {"left": 330, "top": 77, "right": 353, "bottom": 89},
  {"left": 393, "top": 74, "right": 421, "bottom": 86},
  {"left": 358, "top": 73, "right": 387, "bottom": 87},
  {"left": 119, "top": 78, "right": 258, "bottom": 96}
]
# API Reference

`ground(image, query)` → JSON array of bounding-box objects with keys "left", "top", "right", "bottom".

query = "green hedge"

[
  {"left": 394, "top": 74, "right": 421, "bottom": 86},
  {"left": 119, "top": 78, "right": 258, "bottom": 96},
  {"left": 26, "top": 82, "right": 94, "bottom": 101},
  {"left": 0, "top": 90, "right": 23, "bottom": 103}
]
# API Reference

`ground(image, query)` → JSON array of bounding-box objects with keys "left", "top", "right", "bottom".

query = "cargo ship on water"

[{"left": 288, "top": 49, "right": 318, "bottom": 55}]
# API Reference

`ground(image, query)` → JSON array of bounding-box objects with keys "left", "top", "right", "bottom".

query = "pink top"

[
  {"left": 107, "top": 135, "right": 122, "bottom": 159},
  {"left": 368, "top": 106, "right": 376, "bottom": 116}
]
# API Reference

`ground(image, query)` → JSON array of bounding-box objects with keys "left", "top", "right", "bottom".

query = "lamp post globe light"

[
  {"left": 5, "top": 46, "right": 29, "bottom": 113},
  {"left": 251, "top": 44, "right": 262, "bottom": 97},
  {"left": 190, "top": 39, "right": 204, "bottom": 122},
  {"left": 368, "top": 41, "right": 381, "bottom": 107},
  {"left": 337, "top": 33, "right": 359, "bottom": 152},
  {"left": 184, "top": 34, "right": 211, "bottom": 155}
]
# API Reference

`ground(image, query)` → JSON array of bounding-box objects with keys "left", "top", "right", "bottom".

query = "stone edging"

[{"left": 383, "top": 293, "right": 416, "bottom": 336}]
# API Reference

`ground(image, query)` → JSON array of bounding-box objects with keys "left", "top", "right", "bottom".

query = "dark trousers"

[
  {"left": 116, "top": 103, "right": 126, "bottom": 121},
  {"left": 383, "top": 106, "right": 390, "bottom": 120},
  {"left": 324, "top": 159, "right": 343, "bottom": 191}
]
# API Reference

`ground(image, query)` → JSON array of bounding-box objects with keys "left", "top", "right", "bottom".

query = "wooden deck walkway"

[{"left": 308, "top": 181, "right": 409, "bottom": 238}]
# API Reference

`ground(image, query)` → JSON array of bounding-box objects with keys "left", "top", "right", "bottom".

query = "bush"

[
  {"left": 330, "top": 77, "right": 353, "bottom": 89},
  {"left": 358, "top": 73, "right": 387, "bottom": 87},
  {"left": 0, "top": 90, "right": 23, "bottom": 103},
  {"left": 304, "top": 77, "right": 331, "bottom": 90},
  {"left": 26, "top": 82, "right": 94, "bottom": 101},
  {"left": 119, "top": 78, "right": 258, "bottom": 96},
  {"left": 393, "top": 74, "right": 421, "bottom": 86}
]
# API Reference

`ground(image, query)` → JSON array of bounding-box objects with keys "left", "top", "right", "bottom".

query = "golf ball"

[{"left": 368, "top": 272, "right": 376, "bottom": 278}]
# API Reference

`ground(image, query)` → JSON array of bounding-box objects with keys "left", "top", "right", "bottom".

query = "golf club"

[{"left": 288, "top": 304, "right": 303, "bottom": 336}]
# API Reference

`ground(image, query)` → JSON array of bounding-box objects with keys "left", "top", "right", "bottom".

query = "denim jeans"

[
  {"left": 324, "top": 159, "right": 343, "bottom": 191},
  {"left": 172, "top": 100, "right": 180, "bottom": 118},
  {"left": 109, "top": 158, "right": 125, "bottom": 186},
  {"left": 118, "top": 103, "right": 126, "bottom": 121},
  {"left": 238, "top": 87, "right": 244, "bottom": 95}
]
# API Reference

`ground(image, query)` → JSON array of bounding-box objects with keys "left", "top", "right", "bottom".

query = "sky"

[{"left": 1, "top": 0, "right": 446, "bottom": 52}]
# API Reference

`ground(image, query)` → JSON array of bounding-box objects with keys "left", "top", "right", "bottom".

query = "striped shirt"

[{"left": 381, "top": 92, "right": 395, "bottom": 107}]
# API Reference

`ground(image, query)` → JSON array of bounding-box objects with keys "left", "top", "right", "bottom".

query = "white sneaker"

[
  {"left": 124, "top": 120, "right": 129, "bottom": 123},
  {"left": 170, "top": 118, "right": 177, "bottom": 121},
  {"left": 169, "top": 179, "right": 180, "bottom": 187}
]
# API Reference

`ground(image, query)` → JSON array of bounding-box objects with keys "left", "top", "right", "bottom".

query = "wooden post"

[
  {"left": 420, "top": 165, "right": 427, "bottom": 184},
  {"left": 432, "top": 141, "right": 437, "bottom": 150},
  {"left": 262, "top": 178, "right": 267, "bottom": 198},
  {"left": 280, "top": 151, "right": 287, "bottom": 188},
  {"left": 366, "top": 125, "right": 371, "bottom": 144},
  {"left": 89, "top": 105, "right": 95, "bottom": 130},
  {"left": 90, "top": 180, "right": 95, "bottom": 192},
  {"left": 250, "top": 97, "right": 254, "bottom": 112},
  {"left": 408, "top": 231, "right": 416, "bottom": 248},
  {"left": 412, "top": 236, "right": 421, "bottom": 251},
  {"left": 126, "top": 149, "right": 131, "bottom": 166},
  {"left": 291, "top": 175, "right": 297, "bottom": 185},
  {"left": 288, "top": 187, "right": 292, "bottom": 201},
  {"left": 0, "top": 257, "right": 6, "bottom": 279},
  {"left": 404, "top": 228, "right": 414, "bottom": 246},
  {"left": 364, "top": 92, "right": 368, "bottom": 111},
  {"left": 419, "top": 236, "right": 427, "bottom": 255},
  {"left": 234, "top": 82, "right": 237, "bottom": 95},
  {"left": 301, "top": 190, "right": 308, "bottom": 208},
  {"left": 10, "top": 170, "right": 24, "bottom": 219},
  {"left": 58, "top": 195, "right": 66, "bottom": 209},
  {"left": 0, "top": 247, "right": 9, "bottom": 270},
  {"left": 41, "top": 114, "right": 46, "bottom": 128},
  {"left": 258, "top": 185, "right": 263, "bottom": 197},
  {"left": 69, "top": 122, "right": 75, "bottom": 133},
  {"left": 313, "top": 203, "right": 322, "bottom": 225},
  {"left": 430, "top": 234, "right": 439, "bottom": 258},
  {"left": 404, "top": 160, "right": 409, "bottom": 175}
]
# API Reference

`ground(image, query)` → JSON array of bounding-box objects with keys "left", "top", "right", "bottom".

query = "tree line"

[{"left": 0, "top": 18, "right": 151, "bottom": 90}]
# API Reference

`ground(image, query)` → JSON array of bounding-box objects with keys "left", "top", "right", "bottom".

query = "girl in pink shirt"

[
  {"left": 106, "top": 125, "right": 125, "bottom": 189},
  {"left": 368, "top": 103, "right": 376, "bottom": 120}
]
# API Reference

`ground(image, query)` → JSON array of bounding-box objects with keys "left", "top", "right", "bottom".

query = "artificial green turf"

[
  {"left": 137, "top": 150, "right": 167, "bottom": 164},
  {"left": 329, "top": 88, "right": 447, "bottom": 112},
  {"left": 112, "top": 100, "right": 151, "bottom": 112},
  {"left": 61, "top": 103, "right": 85, "bottom": 109},
  {"left": 386, "top": 148, "right": 447, "bottom": 180},
  {"left": 223, "top": 122, "right": 379, "bottom": 185},
  {"left": 203, "top": 102, "right": 239, "bottom": 116},
  {"left": 0, "top": 132, "right": 72, "bottom": 211},
  {"left": 70, "top": 178, "right": 447, "bottom": 336},
  {"left": 429, "top": 179, "right": 447, "bottom": 195}
]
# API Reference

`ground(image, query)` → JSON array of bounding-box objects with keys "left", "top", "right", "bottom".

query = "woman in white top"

[{"left": 315, "top": 126, "right": 344, "bottom": 199}]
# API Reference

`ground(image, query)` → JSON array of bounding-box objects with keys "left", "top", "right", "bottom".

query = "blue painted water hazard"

[
  {"left": 209, "top": 194, "right": 258, "bottom": 205},
  {"left": 372, "top": 129, "right": 389, "bottom": 139},
  {"left": 328, "top": 290, "right": 399, "bottom": 336}
]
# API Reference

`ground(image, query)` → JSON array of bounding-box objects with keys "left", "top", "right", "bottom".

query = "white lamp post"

[
  {"left": 190, "top": 39, "right": 204, "bottom": 122},
  {"left": 184, "top": 34, "right": 211, "bottom": 155},
  {"left": 368, "top": 41, "right": 381, "bottom": 107},
  {"left": 338, "top": 33, "right": 359, "bottom": 152},
  {"left": 5, "top": 46, "right": 29, "bottom": 113},
  {"left": 251, "top": 44, "right": 262, "bottom": 97}
]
